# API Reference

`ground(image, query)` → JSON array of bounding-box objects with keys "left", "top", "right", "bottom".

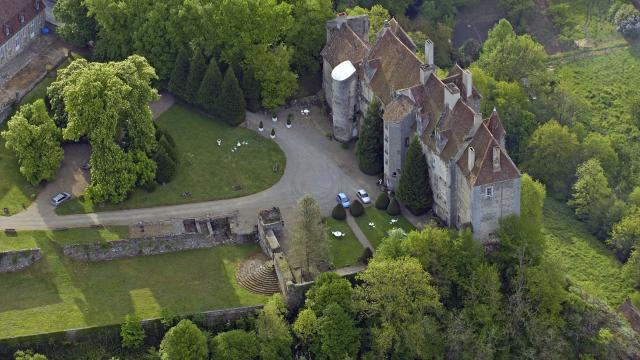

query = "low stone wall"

[
  {"left": 0, "top": 249, "right": 42, "bottom": 273},
  {"left": 61, "top": 232, "right": 257, "bottom": 262}
]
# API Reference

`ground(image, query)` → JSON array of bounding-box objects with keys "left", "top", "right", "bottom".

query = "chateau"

[
  {"left": 321, "top": 14, "right": 521, "bottom": 241},
  {"left": 0, "top": 0, "right": 46, "bottom": 68}
]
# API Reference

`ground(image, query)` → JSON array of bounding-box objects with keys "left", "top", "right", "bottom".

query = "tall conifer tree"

[
  {"left": 396, "top": 136, "right": 432, "bottom": 214},
  {"left": 218, "top": 68, "right": 246, "bottom": 126},
  {"left": 185, "top": 50, "right": 207, "bottom": 103},
  {"left": 242, "top": 67, "right": 261, "bottom": 112},
  {"left": 196, "top": 60, "right": 223, "bottom": 115},
  {"left": 168, "top": 48, "right": 191, "bottom": 99},
  {"left": 356, "top": 100, "right": 384, "bottom": 175}
]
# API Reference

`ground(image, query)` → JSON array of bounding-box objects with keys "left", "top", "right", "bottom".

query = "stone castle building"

[
  {"left": 0, "top": 0, "right": 46, "bottom": 68},
  {"left": 321, "top": 14, "right": 521, "bottom": 240}
]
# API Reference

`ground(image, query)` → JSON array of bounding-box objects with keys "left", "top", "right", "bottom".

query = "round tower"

[{"left": 331, "top": 60, "right": 357, "bottom": 142}]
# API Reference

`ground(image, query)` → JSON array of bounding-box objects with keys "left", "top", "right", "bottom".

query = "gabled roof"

[
  {"left": 484, "top": 109, "right": 506, "bottom": 141},
  {"left": 367, "top": 27, "right": 422, "bottom": 104},
  {"left": 321, "top": 24, "right": 370, "bottom": 69},
  {"left": 0, "top": 0, "right": 44, "bottom": 47},
  {"left": 387, "top": 18, "right": 416, "bottom": 51},
  {"left": 457, "top": 125, "right": 520, "bottom": 186},
  {"left": 384, "top": 95, "right": 414, "bottom": 123}
]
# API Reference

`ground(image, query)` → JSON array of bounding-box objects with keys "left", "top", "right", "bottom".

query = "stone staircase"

[{"left": 236, "top": 257, "right": 281, "bottom": 296}]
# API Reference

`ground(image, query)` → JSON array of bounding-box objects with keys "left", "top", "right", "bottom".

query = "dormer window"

[
  {"left": 485, "top": 186, "right": 493, "bottom": 199},
  {"left": 3, "top": 25, "right": 10, "bottom": 37},
  {"left": 19, "top": 14, "right": 25, "bottom": 24},
  {"left": 35, "top": 1, "right": 40, "bottom": 10}
]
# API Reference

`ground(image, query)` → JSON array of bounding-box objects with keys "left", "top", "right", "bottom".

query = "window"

[
  {"left": 19, "top": 14, "right": 25, "bottom": 24},
  {"left": 485, "top": 186, "right": 493, "bottom": 199},
  {"left": 405, "top": 137, "right": 409, "bottom": 147},
  {"left": 392, "top": 172, "right": 397, "bottom": 178}
]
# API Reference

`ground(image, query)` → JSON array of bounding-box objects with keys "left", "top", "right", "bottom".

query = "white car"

[
  {"left": 356, "top": 189, "right": 371, "bottom": 204},
  {"left": 50, "top": 192, "right": 71, "bottom": 207}
]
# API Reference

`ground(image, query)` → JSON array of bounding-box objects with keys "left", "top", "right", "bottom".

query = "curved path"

[{"left": 0, "top": 106, "right": 380, "bottom": 231}]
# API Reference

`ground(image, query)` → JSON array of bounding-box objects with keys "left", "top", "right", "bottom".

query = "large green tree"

[
  {"left": 610, "top": 212, "right": 640, "bottom": 262},
  {"left": 569, "top": 159, "right": 617, "bottom": 237},
  {"left": 169, "top": 48, "right": 191, "bottom": 100},
  {"left": 581, "top": 132, "right": 619, "bottom": 182},
  {"left": 287, "top": 0, "right": 334, "bottom": 73},
  {"left": 257, "top": 295, "right": 293, "bottom": 360},
  {"left": 196, "top": 60, "right": 223, "bottom": 116},
  {"left": 524, "top": 120, "right": 580, "bottom": 197},
  {"left": 49, "top": 56, "right": 158, "bottom": 203},
  {"left": 356, "top": 99, "right": 384, "bottom": 175},
  {"left": 54, "top": 0, "right": 97, "bottom": 47},
  {"left": 345, "top": 5, "right": 390, "bottom": 42},
  {"left": 316, "top": 303, "right": 360, "bottom": 360},
  {"left": 159, "top": 319, "right": 208, "bottom": 360},
  {"left": 211, "top": 329, "right": 260, "bottom": 360},
  {"left": 396, "top": 136, "right": 432, "bottom": 214},
  {"left": 304, "top": 272, "right": 353, "bottom": 315},
  {"left": 290, "top": 195, "right": 330, "bottom": 280},
  {"left": 218, "top": 68, "right": 247, "bottom": 126},
  {"left": 355, "top": 257, "right": 444, "bottom": 358},
  {"left": 2, "top": 100, "right": 64, "bottom": 185},
  {"left": 185, "top": 50, "right": 207, "bottom": 103}
]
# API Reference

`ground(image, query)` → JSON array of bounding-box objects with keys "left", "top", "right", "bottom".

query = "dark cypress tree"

[
  {"left": 168, "top": 48, "right": 191, "bottom": 99},
  {"left": 218, "top": 68, "right": 246, "bottom": 126},
  {"left": 241, "top": 67, "right": 261, "bottom": 112},
  {"left": 396, "top": 136, "right": 433, "bottom": 214},
  {"left": 153, "top": 144, "right": 177, "bottom": 184},
  {"left": 196, "top": 60, "right": 223, "bottom": 115},
  {"left": 356, "top": 100, "right": 384, "bottom": 175},
  {"left": 185, "top": 50, "right": 207, "bottom": 103}
]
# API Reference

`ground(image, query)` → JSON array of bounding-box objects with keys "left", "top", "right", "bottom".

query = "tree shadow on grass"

[{"left": 0, "top": 256, "right": 62, "bottom": 312}]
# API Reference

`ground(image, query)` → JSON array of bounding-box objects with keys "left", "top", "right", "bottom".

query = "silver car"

[
  {"left": 50, "top": 192, "right": 71, "bottom": 207},
  {"left": 356, "top": 189, "right": 371, "bottom": 204}
]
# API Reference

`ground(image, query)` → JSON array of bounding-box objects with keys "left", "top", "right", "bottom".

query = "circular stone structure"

[
  {"left": 331, "top": 60, "right": 357, "bottom": 143},
  {"left": 236, "top": 253, "right": 280, "bottom": 295}
]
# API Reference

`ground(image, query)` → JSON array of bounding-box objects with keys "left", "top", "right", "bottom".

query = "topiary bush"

[
  {"left": 350, "top": 199, "right": 364, "bottom": 217},
  {"left": 386, "top": 198, "right": 401, "bottom": 216},
  {"left": 375, "top": 192, "right": 390, "bottom": 210},
  {"left": 332, "top": 203, "right": 347, "bottom": 220}
]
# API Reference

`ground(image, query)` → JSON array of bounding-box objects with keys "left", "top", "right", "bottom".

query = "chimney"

[
  {"left": 424, "top": 39, "right": 434, "bottom": 66},
  {"left": 420, "top": 63, "right": 435, "bottom": 85},
  {"left": 468, "top": 146, "right": 475, "bottom": 172},
  {"left": 462, "top": 69, "right": 473, "bottom": 98},
  {"left": 493, "top": 146, "right": 501, "bottom": 172},
  {"left": 474, "top": 112, "right": 483, "bottom": 130},
  {"left": 444, "top": 83, "right": 460, "bottom": 110}
]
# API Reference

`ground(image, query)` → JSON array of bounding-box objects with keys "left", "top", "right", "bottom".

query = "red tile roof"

[
  {"left": 0, "top": 0, "right": 44, "bottom": 47},
  {"left": 320, "top": 24, "right": 370, "bottom": 69}
]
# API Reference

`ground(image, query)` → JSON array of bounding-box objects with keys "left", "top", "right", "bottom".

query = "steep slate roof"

[
  {"left": 457, "top": 125, "right": 520, "bottom": 186},
  {"left": 0, "top": 0, "right": 44, "bottom": 46},
  {"left": 321, "top": 24, "right": 370, "bottom": 68},
  {"left": 387, "top": 18, "right": 416, "bottom": 51},
  {"left": 383, "top": 94, "right": 414, "bottom": 123},
  {"left": 367, "top": 27, "right": 422, "bottom": 104},
  {"left": 484, "top": 109, "right": 506, "bottom": 142}
]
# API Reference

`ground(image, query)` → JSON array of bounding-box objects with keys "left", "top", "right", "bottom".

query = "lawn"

[
  {"left": 324, "top": 217, "right": 364, "bottom": 268},
  {"left": 0, "top": 226, "right": 128, "bottom": 252},
  {"left": 354, "top": 208, "right": 415, "bottom": 248},
  {"left": 0, "top": 122, "right": 40, "bottom": 216},
  {"left": 57, "top": 105, "right": 286, "bottom": 214},
  {"left": 0, "top": 239, "right": 267, "bottom": 338},
  {"left": 542, "top": 198, "right": 635, "bottom": 307}
]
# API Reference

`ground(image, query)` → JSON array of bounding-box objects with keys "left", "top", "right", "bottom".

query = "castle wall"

[
  {"left": 323, "top": 59, "right": 334, "bottom": 109},
  {"left": 331, "top": 61, "right": 357, "bottom": 142},
  {"left": 0, "top": 11, "right": 45, "bottom": 68},
  {"left": 454, "top": 166, "right": 472, "bottom": 228},
  {"left": 471, "top": 178, "right": 521, "bottom": 241},
  {"left": 424, "top": 147, "right": 453, "bottom": 225},
  {"left": 383, "top": 113, "right": 415, "bottom": 190}
]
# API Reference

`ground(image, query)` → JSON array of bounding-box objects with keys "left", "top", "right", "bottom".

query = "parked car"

[
  {"left": 50, "top": 192, "right": 71, "bottom": 207},
  {"left": 336, "top": 192, "right": 350, "bottom": 208},
  {"left": 356, "top": 189, "right": 371, "bottom": 204}
]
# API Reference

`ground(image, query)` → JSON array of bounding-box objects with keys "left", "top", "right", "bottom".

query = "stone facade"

[
  {"left": 321, "top": 14, "right": 521, "bottom": 241},
  {"left": 60, "top": 232, "right": 256, "bottom": 262},
  {"left": 0, "top": 248, "right": 42, "bottom": 273},
  {"left": 0, "top": 0, "right": 46, "bottom": 68}
]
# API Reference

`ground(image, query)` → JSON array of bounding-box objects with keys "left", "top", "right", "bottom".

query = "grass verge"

[
  {"left": 0, "top": 226, "right": 128, "bottom": 251},
  {"left": 324, "top": 217, "right": 364, "bottom": 268},
  {"left": 354, "top": 207, "right": 415, "bottom": 248}
]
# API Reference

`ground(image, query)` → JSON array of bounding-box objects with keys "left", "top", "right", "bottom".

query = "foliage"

[
  {"left": 524, "top": 120, "right": 580, "bottom": 197},
  {"left": 331, "top": 203, "right": 346, "bottom": 220},
  {"left": 521, "top": 173, "right": 546, "bottom": 226},
  {"left": 1, "top": 100, "right": 63, "bottom": 185},
  {"left": 610, "top": 212, "right": 640, "bottom": 262},
  {"left": 355, "top": 257, "right": 443, "bottom": 358},
  {"left": 290, "top": 195, "right": 331, "bottom": 279},
  {"left": 356, "top": 100, "right": 384, "bottom": 175},
  {"left": 14, "top": 350, "right": 47, "bottom": 360},
  {"left": 569, "top": 159, "right": 617, "bottom": 238},
  {"left": 241, "top": 68, "right": 261, "bottom": 112},
  {"left": 345, "top": 5, "right": 390, "bottom": 43},
  {"left": 396, "top": 136, "right": 432, "bottom": 214},
  {"left": 195, "top": 59, "right": 223, "bottom": 115},
  {"left": 581, "top": 132, "right": 619, "bottom": 181},
  {"left": 293, "top": 309, "right": 318, "bottom": 353},
  {"left": 287, "top": 0, "right": 334, "bottom": 73},
  {"left": 120, "top": 315, "right": 145, "bottom": 349},
  {"left": 53, "top": 0, "right": 96, "bottom": 47},
  {"left": 211, "top": 329, "right": 259, "bottom": 360},
  {"left": 305, "top": 272, "right": 354, "bottom": 315},
  {"left": 153, "top": 140, "right": 177, "bottom": 184},
  {"left": 375, "top": 192, "right": 390, "bottom": 210},
  {"left": 349, "top": 199, "right": 364, "bottom": 217},
  {"left": 184, "top": 50, "right": 207, "bottom": 103},
  {"left": 218, "top": 68, "right": 247, "bottom": 126},
  {"left": 386, "top": 197, "right": 400, "bottom": 216},
  {"left": 479, "top": 19, "right": 547, "bottom": 83},
  {"left": 316, "top": 303, "right": 360, "bottom": 359},
  {"left": 159, "top": 319, "right": 208, "bottom": 360},
  {"left": 499, "top": 0, "right": 533, "bottom": 27},
  {"left": 257, "top": 295, "right": 293, "bottom": 360},
  {"left": 169, "top": 48, "right": 191, "bottom": 100}
]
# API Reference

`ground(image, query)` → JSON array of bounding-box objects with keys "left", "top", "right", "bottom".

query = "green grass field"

[
  {"left": 0, "top": 238, "right": 267, "bottom": 338},
  {"left": 0, "top": 226, "right": 128, "bottom": 251},
  {"left": 57, "top": 105, "right": 286, "bottom": 214},
  {"left": 354, "top": 208, "right": 415, "bottom": 248},
  {"left": 0, "top": 122, "right": 40, "bottom": 216},
  {"left": 542, "top": 198, "right": 635, "bottom": 307},
  {"left": 324, "top": 217, "right": 364, "bottom": 268}
]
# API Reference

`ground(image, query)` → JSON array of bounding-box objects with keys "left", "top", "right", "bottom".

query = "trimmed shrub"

[
  {"left": 153, "top": 145, "right": 177, "bottom": 184},
  {"left": 159, "top": 135, "right": 178, "bottom": 162},
  {"left": 375, "top": 192, "right": 390, "bottom": 210},
  {"left": 332, "top": 203, "right": 347, "bottom": 220},
  {"left": 160, "top": 319, "right": 208, "bottom": 360},
  {"left": 386, "top": 198, "right": 401, "bottom": 216},
  {"left": 14, "top": 350, "right": 47, "bottom": 360},
  {"left": 349, "top": 200, "right": 364, "bottom": 217}
]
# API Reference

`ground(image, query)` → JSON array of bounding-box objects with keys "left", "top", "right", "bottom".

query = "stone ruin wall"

[{"left": 0, "top": 249, "right": 42, "bottom": 273}]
